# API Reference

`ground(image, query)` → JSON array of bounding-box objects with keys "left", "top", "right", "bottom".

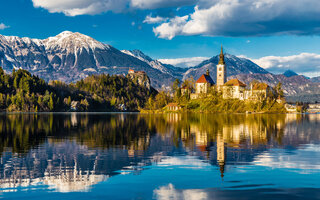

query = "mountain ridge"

[
  {"left": 1, "top": 31, "right": 320, "bottom": 99},
  {"left": 183, "top": 53, "right": 269, "bottom": 81},
  {"left": 0, "top": 31, "right": 177, "bottom": 89}
]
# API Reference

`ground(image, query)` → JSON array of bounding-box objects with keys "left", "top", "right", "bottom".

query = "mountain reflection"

[{"left": 0, "top": 113, "right": 319, "bottom": 192}]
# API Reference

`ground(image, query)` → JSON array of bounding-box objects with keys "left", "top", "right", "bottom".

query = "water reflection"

[{"left": 0, "top": 113, "right": 319, "bottom": 197}]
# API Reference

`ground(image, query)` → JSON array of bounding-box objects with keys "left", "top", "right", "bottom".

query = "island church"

[{"left": 190, "top": 46, "right": 270, "bottom": 101}]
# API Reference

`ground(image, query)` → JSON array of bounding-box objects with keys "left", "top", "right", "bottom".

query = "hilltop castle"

[{"left": 190, "top": 47, "right": 270, "bottom": 101}]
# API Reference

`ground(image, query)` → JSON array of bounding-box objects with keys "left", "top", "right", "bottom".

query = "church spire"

[
  {"left": 218, "top": 45, "right": 225, "bottom": 65},
  {"left": 206, "top": 68, "right": 210, "bottom": 76}
]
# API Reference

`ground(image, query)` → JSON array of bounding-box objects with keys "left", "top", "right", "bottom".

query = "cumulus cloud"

[
  {"left": 153, "top": 16, "right": 189, "bottom": 39},
  {"left": 143, "top": 15, "right": 167, "bottom": 24},
  {"left": 32, "top": 0, "right": 129, "bottom": 16},
  {"left": 131, "top": 0, "right": 197, "bottom": 9},
  {"left": 0, "top": 23, "right": 9, "bottom": 30},
  {"left": 252, "top": 53, "right": 320, "bottom": 77},
  {"left": 159, "top": 57, "right": 209, "bottom": 68},
  {"left": 153, "top": 0, "right": 320, "bottom": 39},
  {"left": 31, "top": 0, "right": 197, "bottom": 16}
]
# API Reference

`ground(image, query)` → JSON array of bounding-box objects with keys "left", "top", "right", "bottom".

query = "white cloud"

[
  {"left": 32, "top": 0, "right": 129, "bottom": 16},
  {"left": 0, "top": 23, "right": 9, "bottom": 30},
  {"left": 252, "top": 53, "right": 320, "bottom": 77},
  {"left": 159, "top": 57, "right": 209, "bottom": 68},
  {"left": 131, "top": 0, "right": 197, "bottom": 9},
  {"left": 153, "top": 16, "right": 189, "bottom": 39},
  {"left": 143, "top": 15, "right": 167, "bottom": 24},
  {"left": 31, "top": 0, "right": 197, "bottom": 16},
  {"left": 153, "top": 0, "right": 320, "bottom": 39}
]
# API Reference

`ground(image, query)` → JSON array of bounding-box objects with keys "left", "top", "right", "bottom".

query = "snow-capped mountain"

[
  {"left": 0, "top": 31, "right": 177, "bottom": 88},
  {"left": 1, "top": 31, "right": 320, "bottom": 99}
]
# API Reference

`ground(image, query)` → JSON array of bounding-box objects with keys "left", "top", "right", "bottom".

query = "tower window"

[
  {"left": 219, "top": 67, "right": 222, "bottom": 71},
  {"left": 219, "top": 74, "right": 221, "bottom": 77}
]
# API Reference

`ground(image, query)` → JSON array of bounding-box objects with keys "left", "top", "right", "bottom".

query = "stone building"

[
  {"left": 216, "top": 46, "right": 227, "bottom": 90},
  {"left": 182, "top": 47, "right": 272, "bottom": 102},
  {"left": 222, "top": 79, "right": 247, "bottom": 100},
  {"left": 195, "top": 69, "right": 215, "bottom": 94},
  {"left": 190, "top": 69, "right": 215, "bottom": 99},
  {"left": 248, "top": 82, "right": 270, "bottom": 100}
]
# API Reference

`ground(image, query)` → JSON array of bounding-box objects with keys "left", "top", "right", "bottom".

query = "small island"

[{"left": 143, "top": 47, "right": 287, "bottom": 114}]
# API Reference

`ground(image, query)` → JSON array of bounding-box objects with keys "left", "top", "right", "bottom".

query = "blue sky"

[{"left": 1, "top": 0, "right": 320, "bottom": 76}]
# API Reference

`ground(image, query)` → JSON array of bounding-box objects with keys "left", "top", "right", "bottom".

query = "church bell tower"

[{"left": 216, "top": 46, "right": 226, "bottom": 89}]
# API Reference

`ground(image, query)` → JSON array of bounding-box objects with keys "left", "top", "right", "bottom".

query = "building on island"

[
  {"left": 222, "top": 79, "right": 247, "bottom": 100},
  {"left": 190, "top": 69, "right": 215, "bottom": 99},
  {"left": 223, "top": 80, "right": 272, "bottom": 101},
  {"left": 216, "top": 46, "right": 227, "bottom": 90},
  {"left": 195, "top": 69, "right": 215, "bottom": 94},
  {"left": 184, "top": 46, "right": 274, "bottom": 102},
  {"left": 249, "top": 82, "right": 270, "bottom": 100}
]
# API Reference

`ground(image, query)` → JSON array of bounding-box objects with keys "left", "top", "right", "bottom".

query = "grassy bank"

[{"left": 141, "top": 95, "right": 286, "bottom": 114}]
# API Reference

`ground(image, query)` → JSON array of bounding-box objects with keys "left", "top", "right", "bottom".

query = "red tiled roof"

[
  {"left": 224, "top": 79, "right": 246, "bottom": 87},
  {"left": 196, "top": 74, "right": 215, "bottom": 84}
]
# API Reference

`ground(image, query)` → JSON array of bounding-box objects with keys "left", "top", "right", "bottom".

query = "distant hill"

[
  {"left": 121, "top": 49, "right": 187, "bottom": 80},
  {"left": 283, "top": 70, "right": 298, "bottom": 77},
  {"left": 310, "top": 76, "right": 320, "bottom": 83},
  {"left": 183, "top": 54, "right": 269, "bottom": 81},
  {"left": 230, "top": 73, "right": 319, "bottom": 96}
]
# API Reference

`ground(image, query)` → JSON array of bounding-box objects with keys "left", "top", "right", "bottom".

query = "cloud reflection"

[
  {"left": 154, "top": 184, "right": 208, "bottom": 200},
  {"left": 254, "top": 144, "right": 320, "bottom": 171}
]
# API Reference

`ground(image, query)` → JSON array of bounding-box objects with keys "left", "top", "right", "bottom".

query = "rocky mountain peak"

[
  {"left": 183, "top": 53, "right": 269, "bottom": 80},
  {"left": 283, "top": 70, "right": 298, "bottom": 77},
  {"left": 121, "top": 49, "right": 153, "bottom": 63},
  {"left": 43, "top": 31, "right": 110, "bottom": 52}
]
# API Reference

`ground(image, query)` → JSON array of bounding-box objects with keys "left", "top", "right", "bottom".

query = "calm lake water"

[{"left": 0, "top": 113, "right": 320, "bottom": 200}]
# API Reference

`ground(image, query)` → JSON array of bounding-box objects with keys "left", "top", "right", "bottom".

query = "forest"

[{"left": 0, "top": 67, "right": 156, "bottom": 112}]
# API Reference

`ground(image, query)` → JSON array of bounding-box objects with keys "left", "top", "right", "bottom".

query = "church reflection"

[{"left": 0, "top": 113, "right": 319, "bottom": 192}]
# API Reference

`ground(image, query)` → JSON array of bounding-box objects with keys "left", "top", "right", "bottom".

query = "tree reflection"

[{"left": 0, "top": 113, "right": 320, "bottom": 191}]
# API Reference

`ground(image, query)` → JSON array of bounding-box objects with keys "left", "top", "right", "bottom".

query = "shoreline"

[{"left": 0, "top": 111, "right": 309, "bottom": 114}]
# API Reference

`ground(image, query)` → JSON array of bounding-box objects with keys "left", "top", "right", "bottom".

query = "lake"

[{"left": 0, "top": 113, "right": 320, "bottom": 200}]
